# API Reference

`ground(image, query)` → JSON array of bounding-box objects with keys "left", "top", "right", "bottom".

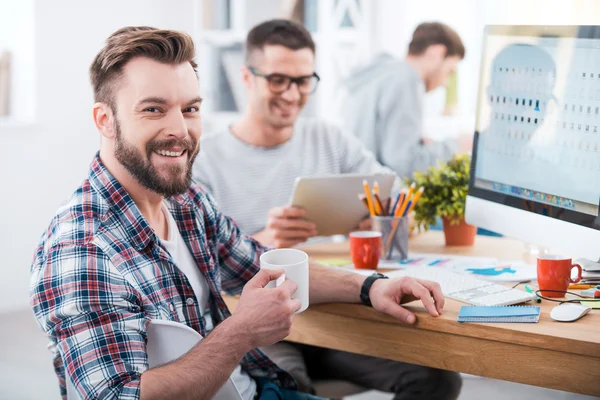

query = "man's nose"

[
  {"left": 280, "top": 82, "right": 301, "bottom": 102},
  {"left": 165, "top": 110, "right": 187, "bottom": 139}
]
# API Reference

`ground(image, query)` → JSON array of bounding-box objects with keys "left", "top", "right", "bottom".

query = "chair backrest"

[{"left": 66, "top": 319, "right": 242, "bottom": 399}]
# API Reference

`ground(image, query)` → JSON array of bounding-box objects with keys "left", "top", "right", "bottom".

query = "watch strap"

[{"left": 360, "top": 273, "right": 389, "bottom": 307}]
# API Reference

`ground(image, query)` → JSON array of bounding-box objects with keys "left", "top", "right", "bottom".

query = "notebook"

[{"left": 457, "top": 305, "right": 540, "bottom": 323}]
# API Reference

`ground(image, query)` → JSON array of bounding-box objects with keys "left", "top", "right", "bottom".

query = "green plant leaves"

[{"left": 404, "top": 153, "right": 471, "bottom": 231}]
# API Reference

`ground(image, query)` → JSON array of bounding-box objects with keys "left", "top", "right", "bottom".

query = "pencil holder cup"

[{"left": 371, "top": 216, "right": 409, "bottom": 262}]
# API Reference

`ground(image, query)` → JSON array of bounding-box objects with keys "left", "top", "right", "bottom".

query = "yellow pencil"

[
  {"left": 362, "top": 180, "right": 376, "bottom": 216},
  {"left": 373, "top": 193, "right": 385, "bottom": 216},
  {"left": 397, "top": 182, "right": 415, "bottom": 217},
  {"left": 568, "top": 284, "right": 595, "bottom": 290},
  {"left": 391, "top": 188, "right": 407, "bottom": 216},
  {"left": 372, "top": 181, "right": 382, "bottom": 215},
  {"left": 407, "top": 187, "right": 425, "bottom": 214}
]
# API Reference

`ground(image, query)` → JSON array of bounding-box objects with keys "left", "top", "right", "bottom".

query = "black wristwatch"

[{"left": 360, "top": 273, "right": 389, "bottom": 307}]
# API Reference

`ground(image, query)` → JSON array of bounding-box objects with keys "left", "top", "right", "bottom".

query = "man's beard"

[{"left": 113, "top": 120, "right": 199, "bottom": 197}]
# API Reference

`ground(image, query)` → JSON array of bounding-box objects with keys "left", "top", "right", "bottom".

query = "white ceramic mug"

[{"left": 260, "top": 248, "right": 309, "bottom": 314}]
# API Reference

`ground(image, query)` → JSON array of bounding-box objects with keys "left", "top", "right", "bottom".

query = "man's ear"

[
  {"left": 93, "top": 102, "right": 116, "bottom": 139},
  {"left": 424, "top": 44, "right": 447, "bottom": 60},
  {"left": 240, "top": 65, "right": 252, "bottom": 90}
]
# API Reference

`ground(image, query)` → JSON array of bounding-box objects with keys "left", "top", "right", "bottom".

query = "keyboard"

[{"left": 386, "top": 268, "right": 535, "bottom": 306}]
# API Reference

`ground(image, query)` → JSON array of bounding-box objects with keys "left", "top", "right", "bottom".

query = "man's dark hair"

[
  {"left": 90, "top": 26, "right": 197, "bottom": 109},
  {"left": 408, "top": 22, "right": 465, "bottom": 59},
  {"left": 245, "top": 19, "right": 315, "bottom": 62}
]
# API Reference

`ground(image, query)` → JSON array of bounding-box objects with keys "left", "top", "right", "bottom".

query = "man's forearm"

[
  {"left": 308, "top": 262, "right": 366, "bottom": 304},
  {"left": 140, "top": 317, "right": 248, "bottom": 400}
]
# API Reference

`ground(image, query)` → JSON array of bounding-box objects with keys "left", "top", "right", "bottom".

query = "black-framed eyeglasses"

[{"left": 247, "top": 66, "right": 320, "bottom": 94}]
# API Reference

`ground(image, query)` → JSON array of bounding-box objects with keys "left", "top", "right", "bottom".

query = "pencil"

[
  {"left": 362, "top": 180, "right": 376, "bottom": 216},
  {"left": 405, "top": 182, "right": 416, "bottom": 202},
  {"left": 358, "top": 194, "right": 369, "bottom": 212},
  {"left": 407, "top": 187, "right": 424, "bottom": 214},
  {"left": 373, "top": 181, "right": 380, "bottom": 196},
  {"left": 402, "top": 200, "right": 413, "bottom": 217},
  {"left": 386, "top": 188, "right": 410, "bottom": 256},
  {"left": 391, "top": 189, "right": 406, "bottom": 216},
  {"left": 384, "top": 197, "right": 391, "bottom": 216},
  {"left": 568, "top": 284, "right": 595, "bottom": 290},
  {"left": 374, "top": 193, "right": 385, "bottom": 216},
  {"left": 396, "top": 183, "right": 415, "bottom": 217}
]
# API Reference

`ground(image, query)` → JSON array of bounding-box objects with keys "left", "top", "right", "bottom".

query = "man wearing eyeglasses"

[
  {"left": 192, "top": 19, "right": 462, "bottom": 400},
  {"left": 192, "top": 19, "right": 394, "bottom": 249}
]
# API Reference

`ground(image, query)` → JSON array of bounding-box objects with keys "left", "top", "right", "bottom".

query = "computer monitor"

[{"left": 466, "top": 25, "right": 600, "bottom": 261}]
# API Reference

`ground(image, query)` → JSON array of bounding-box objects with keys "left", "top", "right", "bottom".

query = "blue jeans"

[{"left": 257, "top": 379, "right": 325, "bottom": 400}]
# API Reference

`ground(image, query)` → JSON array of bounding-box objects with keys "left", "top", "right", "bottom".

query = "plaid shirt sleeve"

[
  {"left": 198, "top": 190, "right": 269, "bottom": 296},
  {"left": 30, "top": 242, "right": 149, "bottom": 400}
]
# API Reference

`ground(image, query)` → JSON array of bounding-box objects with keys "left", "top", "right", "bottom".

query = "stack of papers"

[
  {"left": 457, "top": 305, "right": 541, "bottom": 323},
  {"left": 582, "top": 270, "right": 600, "bottom": 285},
  {"left": 577, "top": 259, "right": 600, "bottom": 284},
  {"left": 582, "top": 273, "right": 600, "bottom": 285}
]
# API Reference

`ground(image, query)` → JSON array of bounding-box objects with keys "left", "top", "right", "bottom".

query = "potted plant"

[{"left": 406, "top": 154, "right": 476, "bottom": 246}]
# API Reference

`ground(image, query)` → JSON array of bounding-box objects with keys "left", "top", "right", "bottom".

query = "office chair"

[
  {"left": 65, "top": 319, "right": 367, "bottom": 399},
  {"left": 66, "top": 319, "right": 242, "bottom": 399}
]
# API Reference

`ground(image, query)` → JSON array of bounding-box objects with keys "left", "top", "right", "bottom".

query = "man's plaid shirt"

[{"left": 30, "top": 154, "right": 295, "bottom": 399}]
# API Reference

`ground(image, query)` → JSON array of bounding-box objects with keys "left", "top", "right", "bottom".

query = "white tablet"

[{"left": 289, "top": 174, "right": 396, "bottom": 237}]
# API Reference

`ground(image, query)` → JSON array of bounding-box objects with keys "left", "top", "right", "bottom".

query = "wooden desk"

[{"left": 225, "top": 232, "right": 600, "bottom": 397}]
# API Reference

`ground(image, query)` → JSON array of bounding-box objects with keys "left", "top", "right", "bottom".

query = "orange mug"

[
  {"left": 537, "top": 255, "right": 582, "bottom": 297},
  {"left": 350, "top": 231, "right": 382, "bottom": 269}
]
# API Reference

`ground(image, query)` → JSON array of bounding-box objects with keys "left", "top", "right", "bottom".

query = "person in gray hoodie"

[{"left": 342, "top": 22, "right": 469, "bottom": 179}]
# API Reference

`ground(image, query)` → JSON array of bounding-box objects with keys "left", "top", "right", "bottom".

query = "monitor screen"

[{"left": 470, "top": 26, "right": 600, "bottom": 234}]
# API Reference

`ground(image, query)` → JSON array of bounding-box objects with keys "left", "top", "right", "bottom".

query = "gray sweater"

[
  {"left": 192, "top": 118, "right": 393, "bottom": 235},
  {"left": 341, "top": 54, "right": 457, "bottom": 178}
]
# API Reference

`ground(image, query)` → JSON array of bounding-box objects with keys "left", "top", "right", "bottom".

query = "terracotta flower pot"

[{"left": 442, "top": 217, "right": 476, "bottom": 246}]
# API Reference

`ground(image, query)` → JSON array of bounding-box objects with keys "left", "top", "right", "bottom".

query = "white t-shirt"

[{"left": 161, "top": 204, "right": 256, "bottom": 400}]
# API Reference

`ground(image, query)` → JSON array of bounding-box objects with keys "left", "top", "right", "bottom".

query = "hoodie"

[{"left": 341, "top": 54, "right": 457, "bottom": 178}]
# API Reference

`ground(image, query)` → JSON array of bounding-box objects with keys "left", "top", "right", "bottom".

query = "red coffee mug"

[
  {"left": 537, "top": 255, "right": 582, "bottom": 298},
  {"left": 350, "top": 231, "right": 382, "bottom": 269}
]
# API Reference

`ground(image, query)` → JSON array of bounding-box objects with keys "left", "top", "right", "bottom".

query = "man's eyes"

[
  {"left": 143, "top": 107, "right": 162, "bottom": 113},
  {"left": 142, "top": 106, "right": 199, "bottom": 114},
  {"left": 269, "top": 76, "right": 288, "bottom": 85},
  {"left": 183, "top": 106, "right": 200, "bottom": 113}
]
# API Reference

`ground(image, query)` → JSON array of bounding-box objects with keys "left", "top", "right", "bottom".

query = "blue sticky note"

[
  {"left": 457, "top": 306, "right": 540, "bottom": 323},
  {"left": 459, "top": 306, "right": 540, "bottom": 318}
]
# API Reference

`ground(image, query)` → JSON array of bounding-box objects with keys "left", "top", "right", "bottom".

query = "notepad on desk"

[{"left": 458, "top": 305, "right": 540, "bottom": 323}]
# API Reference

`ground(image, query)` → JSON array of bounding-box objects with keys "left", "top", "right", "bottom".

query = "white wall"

[
  {"left": 374, "top": 0, "right": 600, "bottom": 116},
  {"left": 0, "top": 0, "right": 35, "bottom": 122},
  {"left": 0, "top": 0, "right": 197, "bottom": 312}
]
